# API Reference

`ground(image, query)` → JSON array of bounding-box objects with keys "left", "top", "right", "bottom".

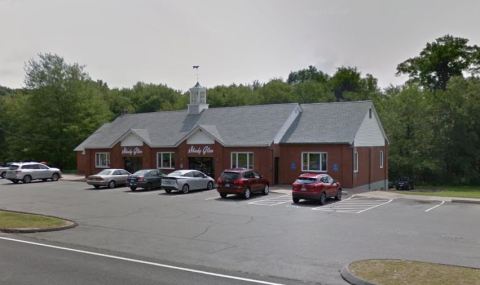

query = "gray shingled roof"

[
  {"left": 75, "top": 103, "right": 299, "bottom": 150},
  {"left": 280, "top": 101, "right": 373, "bottom": 144}
]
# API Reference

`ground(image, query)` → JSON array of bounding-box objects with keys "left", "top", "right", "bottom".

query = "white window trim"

[
  {"left": 95, "top": 152, "right": 110, "bottom": 168},
  {"left": 157, "top": 152, "right": 175, "bottom": 169},
  {"left": 380, "top": 150, "right": 384, "bottom": 169},
  {"left": 231, "top": 152, "right": 254, "bottom": 169},
  {"left": 354, "top": 151, "right": 359, "bottom": 173},
  {"left": 301, "top": 152, "right": 328, "bottom": 172}
]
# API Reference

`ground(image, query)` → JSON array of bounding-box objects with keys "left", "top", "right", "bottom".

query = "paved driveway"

[{"left": 0, "top": 179, "right": 479, "bottom": 284}]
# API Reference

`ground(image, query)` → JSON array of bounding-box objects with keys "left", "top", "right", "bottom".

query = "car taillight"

[
  {"left": 15, "top": 171, "right": 21, "bottom": 174},
  {"left": 217, "top": 178, "right": 223, "bottom": 184},
  {"left": 233, "top": 179, "right": 244, "bottom": 186}
]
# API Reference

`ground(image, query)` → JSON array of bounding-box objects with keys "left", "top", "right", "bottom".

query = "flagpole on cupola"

[{"left": 192, "top": 65, "right": 200, "bottom": 84}]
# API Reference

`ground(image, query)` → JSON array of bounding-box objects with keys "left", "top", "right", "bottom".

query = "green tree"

[
  {"left": 396, "top": 35, "right": 480, "bottom": 91},
  {"left": 19, "top": 53, "right": 112, "bottom": 169},
  {"left": 330, "top": 66, "right": 361, "bottom": 101},
  {"left": 287, "top": 65, "right": 329, "bottom": 84},
  {"left": 258, "top": 79, "right": 294, "bottom": 104}
]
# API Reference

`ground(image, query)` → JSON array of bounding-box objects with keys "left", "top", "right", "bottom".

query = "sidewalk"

[{"left": 61, "top": 174, "right": 86, "bottom": 182}]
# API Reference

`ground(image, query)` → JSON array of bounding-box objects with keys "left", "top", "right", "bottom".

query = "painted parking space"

[
  {"left": 248, "top": 195, "right": 291, "bottom": 206},
  {"left": 311, "top": 197, "right": 393, "bottom": 213}
]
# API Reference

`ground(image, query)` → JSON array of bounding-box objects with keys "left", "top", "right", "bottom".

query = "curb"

[
  {"left": 451, "top": 199, "right": 480, "bottom": 204},
  {"left": 340, "top": 264, "right": 375, "bottom": 285},
  {"left": 0, "top": 209, "right": 78, "bottom": 233}
]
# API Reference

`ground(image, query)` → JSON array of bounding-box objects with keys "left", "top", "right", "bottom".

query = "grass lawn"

[
  {"left": 392, "top": 186, "right": 480, "bottom": 199},
  {"left": 350, "top": 259, "right": 480, "bottom": 285},
  {"left": 0, "top": 210, "right": 68, "bottom": 229}
]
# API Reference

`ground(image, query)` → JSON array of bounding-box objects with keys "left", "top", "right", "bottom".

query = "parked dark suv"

[
  {"left": 216, "top": 168, "right": 269, "bottom": 199},
  {"left": 395, "top": 177, "right": 414, "bottom": 190}
]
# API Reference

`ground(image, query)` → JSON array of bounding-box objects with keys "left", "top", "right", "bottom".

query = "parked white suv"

[{"left": 5, "top": 162, "right": 62, "bottom": 184}]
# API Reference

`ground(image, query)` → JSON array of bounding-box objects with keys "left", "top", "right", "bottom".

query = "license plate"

[
  {"left": 301, "top": 185, "right": 306, "bottom": 191},
  {"left": 225, "top": 183, "right": 230, "bottom": 187}
]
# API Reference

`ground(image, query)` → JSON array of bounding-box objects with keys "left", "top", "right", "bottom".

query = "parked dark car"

[
  {"left": 127, "top": 169, "right": 165, "bottom": 191},
  {"left": 292, "top": 173, "right": 342, "bottom": 205},
  {"left": 395, "top": 177, "right": 414, "bottom": 190},
  {"left": 216, "top": 168, "right": 269, "bottom": 199}
]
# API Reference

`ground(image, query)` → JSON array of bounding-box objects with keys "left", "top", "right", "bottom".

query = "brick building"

[{"left": 75, "top": 82, "right": 389, "bottom": 190}]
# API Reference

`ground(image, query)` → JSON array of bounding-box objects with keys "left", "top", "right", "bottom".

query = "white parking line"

[
  {"left": 248, "top": 195, "right": 290, "bottom": 206},
  {"left": 425, "top": 201, "right": 445, "bottom": 212},
  {"left": 312, "top": 197, "right": 393, "bottom": 213},
  {"left": 0, "top": 237, "right": 284, "bottom": 285},
  {"left": 356, "top": 199, "right": 393, "bottom": 213}
]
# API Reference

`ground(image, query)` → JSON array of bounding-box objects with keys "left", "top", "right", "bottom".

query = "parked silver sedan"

[
  {"left": 86, "top": 169, "right": 131, "bottom": 189},
  {"left": 161, "top": 170, "right": 215, "bottom": 194}
]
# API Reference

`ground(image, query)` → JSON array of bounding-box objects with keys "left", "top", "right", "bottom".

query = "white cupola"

[{"left": 188, "top": 82, "right": 209, "bottom": 115}]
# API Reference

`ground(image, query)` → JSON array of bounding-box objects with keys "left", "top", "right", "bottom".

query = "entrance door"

[
  {"left": 124, "top": 157, "right": 143, "bottom": 174},
  {"left": 188, "top": 157, "right": 214, "bottom": 178}
]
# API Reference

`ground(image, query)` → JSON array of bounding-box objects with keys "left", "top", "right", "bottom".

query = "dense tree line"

[{"left": 0, "top": 35, "right": 479, "bottom": 184}]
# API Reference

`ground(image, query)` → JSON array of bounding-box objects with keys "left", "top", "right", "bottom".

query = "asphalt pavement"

[{"left": 0, "top": 179, "right": 479, "bottom": 284}]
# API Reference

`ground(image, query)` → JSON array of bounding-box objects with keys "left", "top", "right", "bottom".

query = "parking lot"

[{"left": 0, "top": 179, "right": 479, "bottom": 284}]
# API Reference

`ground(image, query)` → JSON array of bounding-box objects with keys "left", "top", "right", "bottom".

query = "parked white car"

[
  {"left": 161, "top": 170, "right": 215, "bottom": 194},
  {"left": 5, "top": 162, "right": 62, "bottom": 184},
  {"left": 0, "top": 162, "right": 14, "bottom": 179}
]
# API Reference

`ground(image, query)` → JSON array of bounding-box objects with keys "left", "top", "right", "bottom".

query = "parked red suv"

[
  {"left": 217, "top": 168, "right": 269, "bottom": 199},
  {"left": 292, "top": 173, "right": 342, "bottom": 204}
]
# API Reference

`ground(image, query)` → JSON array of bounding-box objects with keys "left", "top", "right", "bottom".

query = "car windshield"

[
  {"left": 295, "top": 177, "right": 317, "bottom": 184},
  {"left": 221, "top": 172, "right": 240, "bottom": 181},
  {"left": 97, "top": 169, "right": 113, "bottom": 175}
]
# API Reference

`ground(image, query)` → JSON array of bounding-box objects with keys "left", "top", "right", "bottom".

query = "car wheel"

[
  {"left": 207, "top": 181, "right": 213, "bottom": 190},
  {"left": 182, "top": 184, "right": 189, "bottom": 194},
  {"left": 23, "top": 175, "right": 32, "bottom": 184},
  {"left": 292, "top": 197, "right": 300, "bottom": 203},
  {"left": 12, "top": 179, "right": 18, "bottom": 184},
  {"left": 244, "top": 187, "right": 251, "bottom": 199},
  {"left": 51, "top": 173, "right": 60, "bottom": 182},
  {"left": 335, "top": 189, "right": 342, "bottom": 201},
  {"left": 220, "top": 193, "right": 227, "bottom": 198},
  {"left": 108, "top": 180, "right": 116, "bottom": 189},
  {"left": 130, "top": 186, "right": 137, "bottom": 191},
  {"left": 0, "top": 172, "right": 5, "bottom": 179},
  {"left": 319, "top": 192, "right": 327, "bottom": 205},
  {"left": 94, "top": 185, "right": 100, "bottom": 189},
  {"left": 165, "top": 189, "right": 172, "bottom": 194},
  {"left": 262, "top": 184, "right": 269, "bottom": 195}
]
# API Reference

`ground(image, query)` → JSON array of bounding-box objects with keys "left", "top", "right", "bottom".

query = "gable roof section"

[
  {"left": 74, "top": 103, "right": 300, "bottom": 150},
  {"left": 179, "top": 124, "right": 224, "bottom": 146},
  {"left": 281, "top": 101, "right": 375, "bottom": 144}
]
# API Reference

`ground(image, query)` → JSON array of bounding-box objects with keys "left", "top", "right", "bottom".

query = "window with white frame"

[
  {"left": 354, "top": 151, "right": 359, "bottom": 173},
  {"left": 231, "top": 152, "right": 254, "bottom": 169},
  {"left": 380, "top": 150, "right": 384, "bottom": 168},
  {"left": 157, "top": 152, "right": 175, "bottom": 169},
  {"left": 301, "top": 152, "right": 327, "bottom": 172},
  {"left": 95, "top": 152, "right": 110, "bottom": 168}
]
